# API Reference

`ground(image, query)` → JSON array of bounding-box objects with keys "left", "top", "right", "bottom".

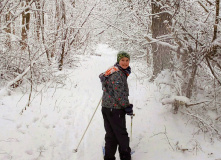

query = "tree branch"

[
  {"left": 0, "top": 0, "right": 9, "bottom": 14},
  {"left": 144, "top": 35, "right": 185, "bottom": 53},
  {"left": 181, "top": 111, "right": 221, "bottom": 136},
  {"left": 94, "top": 17, "right": 130, "bottom": 38},
  {"left": 70, "top": 2, "right": 98, "bottom": 45},
  {"left": 205, "top": 0, "right": 213, "bottom": 6},
  {"left": 197, "top": 1, "right": 209, "bottom": 13},
  {"left": 205, "top": 56, "right": 221, "bottom": 85},
  {"left": 208, "top": 56, "right": 221, "bottom": 70}
]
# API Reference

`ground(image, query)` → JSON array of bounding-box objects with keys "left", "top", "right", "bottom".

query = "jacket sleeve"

[{"left": 110, "top": 72, "right": 130, "bottom": 108}]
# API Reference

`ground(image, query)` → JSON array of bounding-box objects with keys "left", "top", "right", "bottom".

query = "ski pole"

[
  {"left": 130, "top": 114, "right": 135, "bottom": 142},
  {"left": 74, "top": 97, "right": 102, "bottom": 153}
]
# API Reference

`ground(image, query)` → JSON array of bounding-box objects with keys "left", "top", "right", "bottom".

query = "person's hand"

[{"left": 125, "top": 104, "right": 133, "bottom": 115}]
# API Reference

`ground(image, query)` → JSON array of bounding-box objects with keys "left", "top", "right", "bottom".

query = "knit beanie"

[{"left": 117, "top": 51, "right": 130, "bottom": 63}]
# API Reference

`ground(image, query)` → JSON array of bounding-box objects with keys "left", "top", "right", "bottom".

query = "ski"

[
  {"left": 102, "top": 145, "right": 105, "bottom": 157},
  {"left": 131, "top": 150, "right": 135, "bottom": 155}
]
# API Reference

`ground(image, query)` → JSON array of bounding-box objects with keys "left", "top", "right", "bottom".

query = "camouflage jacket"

[{"left": 99, "top": 64, "right": 131, "bottom": 109}]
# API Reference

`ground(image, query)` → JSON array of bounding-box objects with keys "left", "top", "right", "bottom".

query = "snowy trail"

[
  {"left": 67, "top": 44, "right": 221, "bottom": 160},
  {"left": 44, "top": 45, "right": 118, "bottom": 160},
  {"left": 1, "top": 44, "right": 221, "bottom": 160}
]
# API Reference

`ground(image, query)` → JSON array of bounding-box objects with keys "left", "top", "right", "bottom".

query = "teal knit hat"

[{"left": 117, "top": 51, "right": 130, "bottom": 63}]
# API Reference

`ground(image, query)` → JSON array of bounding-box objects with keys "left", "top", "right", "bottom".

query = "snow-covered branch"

[
  {"left": 162, "top": 96, "right": 190, "bottom": 106},
  {"left": 0, "top": 66, "right": 31, "bottom": 97},
  {"left": 205, "top": 57, "right": 221, "bottom": 85},
  {"left": 0, "top": 0, "right": 9, "bottom": 14},
  {"left": 144, "top": 35, "right": 185, "bottom": 54},
  {"left": 181, "top": 111, "right": 221, "bottom": 136},
  {"left": 197, "top": 1, "right": 209, "bottom": 13},
  {"left": 1, "top": 2, "right": 34, "bottom": 31}
]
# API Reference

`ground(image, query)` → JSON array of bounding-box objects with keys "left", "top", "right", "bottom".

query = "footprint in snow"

[
  {"left": 25, "top": 150, "right": 33, "bottom": 155},
  {"left": 33, "top": 117, "right": 39, "bottom": 123}
]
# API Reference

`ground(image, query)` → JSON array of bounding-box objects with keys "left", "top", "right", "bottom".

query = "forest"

[{"left": 1, "top": 0, "right": 221, "bottom": 155}]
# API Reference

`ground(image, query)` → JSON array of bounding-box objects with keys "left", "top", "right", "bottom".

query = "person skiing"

[{"left": 99, "top": 51, "right": 133, "bottom": 160}]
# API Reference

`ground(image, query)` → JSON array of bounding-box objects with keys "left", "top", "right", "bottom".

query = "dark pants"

[{"left": 102, "top": 107, "right": 131, "bottom": 160}]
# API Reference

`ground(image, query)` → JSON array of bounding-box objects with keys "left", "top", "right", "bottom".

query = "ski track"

[{"left": 1, "top": 44, "right": 221, "bottom": 160}]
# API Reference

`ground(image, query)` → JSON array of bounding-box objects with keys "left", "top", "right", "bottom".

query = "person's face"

[{"left": 119, "top": 57, "right": 130, "bottom": 69}]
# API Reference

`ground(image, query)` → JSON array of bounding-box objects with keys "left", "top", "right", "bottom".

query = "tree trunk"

[
  {"left": 59, "top": 0, "right": 67, "bottom": 70},
  {"left": 35, "top": 0, "right": 41, "bottom": 40},
  {"left": 5, "top": 10, "right": 11, "bottom": 48},
  {"left": 150, "top": 0, "right": 172, "bottom": 80},
  {"left": 71, "top": 0, "right": 75, "bottom": 7},
  {"left": 39, "top": 0, "right": 50, "bottom": 63},
  {"left": 213, "top": 0, "right": 220, "bottom": 41},
  {"left": 211, "top": 0, "right": 220, "bottom": 57},
  {"left": 186, "top": 63, "right": 197, "bottom": 99},
  {"left": 21, "top": 0, "right": 31, "bottom": 50}
]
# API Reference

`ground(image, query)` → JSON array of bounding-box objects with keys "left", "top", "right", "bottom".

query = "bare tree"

[
  {"left": 21, "top": 0, "right": 31, "bottom": 50},
  {"left": 59, "top": 0, "right": 67, "bottom": 70},
  {"left": 35, "top": 0, "right": 41, "bottom": 40}
]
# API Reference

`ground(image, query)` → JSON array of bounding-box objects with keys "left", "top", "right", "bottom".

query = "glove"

[{"left": 125, "top": 104, "right": 133, "bottom": 115}]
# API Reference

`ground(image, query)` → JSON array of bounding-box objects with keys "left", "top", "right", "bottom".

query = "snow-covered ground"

[{"left": 0, "top": 44, "right": 221, "bottom": 160}]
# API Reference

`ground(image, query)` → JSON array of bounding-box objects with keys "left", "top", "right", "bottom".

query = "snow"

[
  {"left": 0, "top": 44, "right": 221, "bottom": 160},
  {"left": 162, "top": 96, "right": 190, "bottom": 105}
]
